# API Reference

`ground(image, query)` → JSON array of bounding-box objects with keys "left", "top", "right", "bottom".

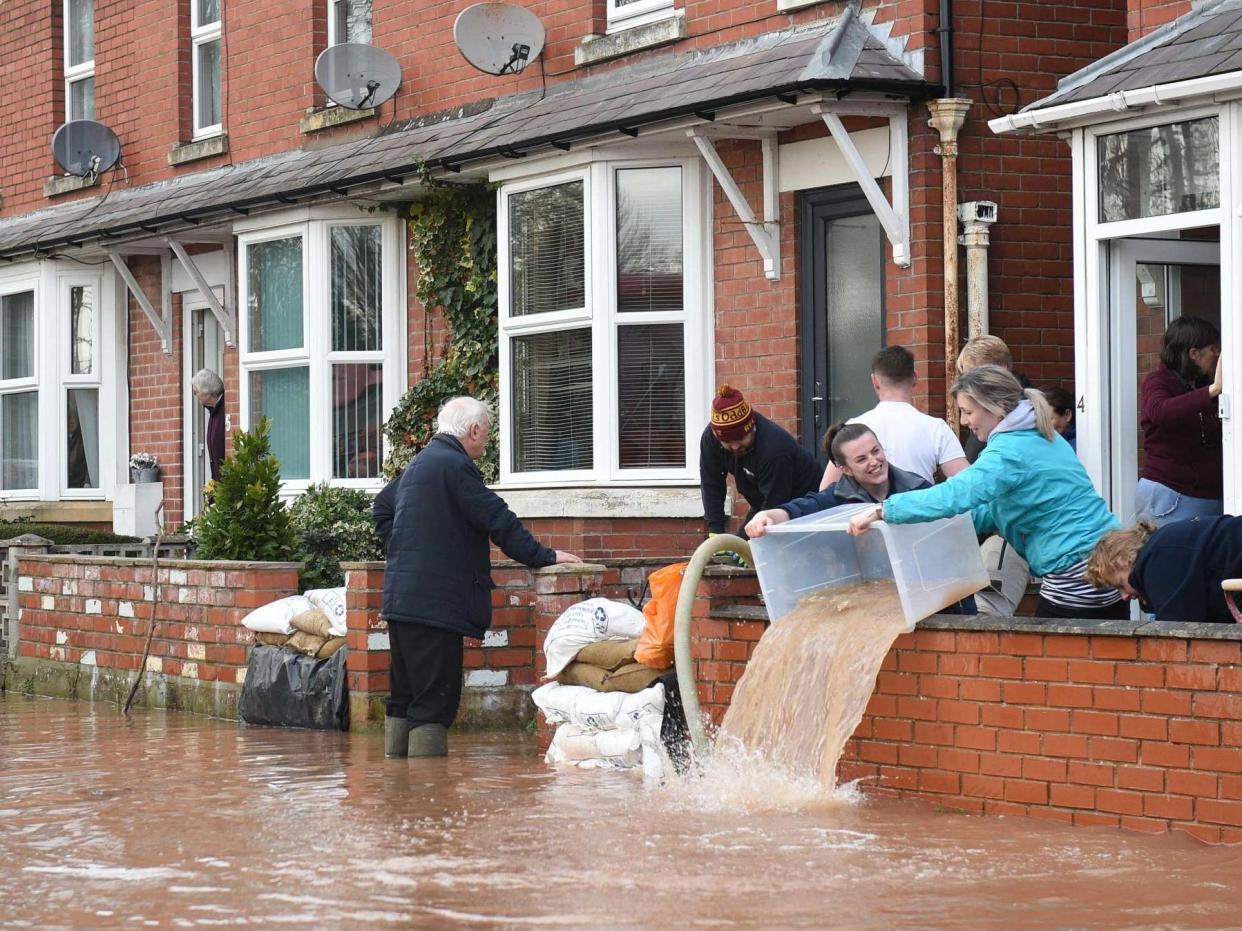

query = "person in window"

[
  {"left": 1043, "top": 385, "right": 1077, "bottom": 452},
  {"left": 381, "top": 397, "right": 581, "bottom": 758},
  {"left": 818, "top": 346, "right": 968, "bottom": 491},
  {"left": 699, "top": 384, "right": 820, "bottom": 541},
  {"left": 192, "top": 368, "right": 226, "bottom": 482},
  {"left": 746, "top": 423, "right": 976, "bottom": 615},
  {"left": 1135, "top": 316, "right": 1223, "bottom": 527},
  {"left": 846, "top": 365, "right": 1127, "bottom": 620},
  {"left": 1086, "top": 516, "right": 1242, "bottom": 623}
]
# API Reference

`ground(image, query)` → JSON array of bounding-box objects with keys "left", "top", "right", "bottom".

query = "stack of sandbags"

[
  {"left": 537, "top": 598, "right": 668, "bottom": 779},
  {"left": 533, "top": 681, "right": 665, "bottom": 780},
  {"left": 243, "top": 589, "right": 348, "bottom": 660}
]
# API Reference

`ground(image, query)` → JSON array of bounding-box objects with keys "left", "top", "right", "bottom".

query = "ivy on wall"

[{"left": 383, "top": 178, "right": 500, "bottom": 481}]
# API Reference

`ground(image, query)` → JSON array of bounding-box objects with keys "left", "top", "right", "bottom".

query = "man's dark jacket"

[
  {"left": 372, "top": 470, "right": 401, "bottom": 551},
  {"left": 699, "top": 413, "right": 820, "bottom": 534},
  {"left": 382, "top": 434, "right": 556, "bottom": 638},
  {"left": 206, "top": 394, "right": 226, "bottom": 482},
  {"left": 1132, "top": 515, "right": 1242, "bottom": 623}
]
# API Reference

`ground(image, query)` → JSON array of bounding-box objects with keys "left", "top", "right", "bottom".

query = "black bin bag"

[{"left": 239, "top": 645, "right": 350, "bottom": 731}]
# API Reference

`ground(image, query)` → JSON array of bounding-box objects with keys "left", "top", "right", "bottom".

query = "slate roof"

[
  {"left": 0, "top": 10, "right": 929, "bottom": 258},
  {"left": 1026, "top": 0, "right": 1242, "bottom": 111}
]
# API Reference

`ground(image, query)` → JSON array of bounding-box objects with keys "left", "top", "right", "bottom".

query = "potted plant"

[{"left": 129, "top": 453, "right": 160, "bottom": 484}]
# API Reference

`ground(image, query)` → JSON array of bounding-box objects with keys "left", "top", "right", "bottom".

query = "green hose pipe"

[{"left": 674, "top": 533, "right": 754, "bottom": 757}]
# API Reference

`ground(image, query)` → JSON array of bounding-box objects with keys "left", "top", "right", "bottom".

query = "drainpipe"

[
  {"left": 958, "top": 200, "right": 998, "bottom": 338},
  {"left": 927, "top": 98, "right": 972, "bottom": 425}
]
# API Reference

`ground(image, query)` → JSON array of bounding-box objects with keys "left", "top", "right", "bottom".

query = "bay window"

[
  {"left": 238, "top": 215, "right": 401, "bottom": 490},
  {"left": 1, "top": 289, "right": 38, "bottom": 492},
  {"left": 63, "top": 281, "right": 101, "bottom": 492},
  {"left": 498, "top": 158, "right": 708, "bottom": 486}
]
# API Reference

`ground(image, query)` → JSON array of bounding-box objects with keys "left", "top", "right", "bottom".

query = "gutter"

[{"left": 989, "top": 69, "right": 1242, "bottom": 135}]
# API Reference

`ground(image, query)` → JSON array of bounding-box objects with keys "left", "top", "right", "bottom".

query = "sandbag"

[
  {"left": 604, "top": 661, "right": 663, "bottom": 694},
  {"left": 304, "top": 587, "right": 348, "bottom": 637},
  {"left": 253, "top": 632, "right": 288, "bottom": 647},
  {"left": 238, "top": 645, "right": 349, "bottom": 731},
  {"left": 242, "top": 595, "right": 314, "bottom": 635},
  {"left": 574, "top": 638, "right": 638, "bottom": 671},
  {"left": 532, "top": 681, "right": 664, "bottom": 731},
  {"left": 635, "top": 563, "right": 687, "bottom": 670},
  {"left": 547, "top": 724, "right": 642, "bottom": 768},
  {"left": 290, "top": 608, "right": 332, "bottom": 639},
  {"left": 543, "top": 598, "right": 646, "bottom": 679},
  {"left": 287, "top": 630, "right": 327, "bottom": 657},
  {"left": 318, "top": 636, "right": 347, "bottom": 659},
  {"left": 557, "top": 662, "right": 609, "bottom": 691}
]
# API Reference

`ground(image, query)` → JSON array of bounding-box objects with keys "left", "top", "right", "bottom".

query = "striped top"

[{"left": 1038, "top": 559, "right": 1123, "bottom": 610}]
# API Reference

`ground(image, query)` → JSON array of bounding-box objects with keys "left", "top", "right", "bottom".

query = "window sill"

[
  {"left": 168, "top": 133, "right": 230, "bottom": 166},
  {"left": 44, "top": 173, "right": 101, "bottom": 198},
  {"left": 575, "top": 9, "right": 687, "bottom": 67},
  {"left": 498, "top": 485, "right": 705, "bottom": 519},
  {"left": 0, "top": 500, "right": 114, "bottom": 524},
  {"left": 301, "top": 105, "right": 378, "bottom": 134}
]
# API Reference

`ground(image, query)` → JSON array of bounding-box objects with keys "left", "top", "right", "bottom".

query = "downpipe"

[{"left": 673, "top": 533, "right": 753, "bottom": 757}]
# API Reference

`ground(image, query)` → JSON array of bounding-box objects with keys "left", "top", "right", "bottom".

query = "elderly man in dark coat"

[{"left": 382, "top": 396, "right": 580, "bottom": 758}]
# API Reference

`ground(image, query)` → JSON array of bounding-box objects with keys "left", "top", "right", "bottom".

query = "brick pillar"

[
  {"left": 343, "top": 561, "right": 388, "bottom": 727},
  {"left": 691, "top": 565, "right": 763, "bottom": 725},
  {"left": 532, "top": 562, "right": 607, "bottom": 747},
  {"left": 4, "top": 534, "right": 51, "bottom": 661}
]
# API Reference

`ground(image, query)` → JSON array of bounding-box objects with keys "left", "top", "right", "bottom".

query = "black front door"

[{"left": 798, "top": 184, "right": 885, "bottom": 457}]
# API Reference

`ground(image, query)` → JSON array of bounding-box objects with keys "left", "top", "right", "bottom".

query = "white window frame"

[
  {"left": 606, "top": 0, "right": 675, "bottom": 33},
  {"left": 327, "top": 0, "right": 371, "bottom": 46},
  {"left": 191, "top": 0, "right": 223, "bottom": 139},
  {"left": 497, "top": 154, "right": 711, "bottom": 488},
  {"left": 236, "top": 210, "right": 405, "bottom": 495},
  {"left": 0, "top": 263, "right": 121, "bottom": 504},
  {"left": 58, "top": 275, "right": 104, "bottom": 498},
  {"left": 63, "top": 0, "right": 94, "bottom": 121},
  {"left": 1073, "top": 102, "right": 1238, "bottom": 516}
]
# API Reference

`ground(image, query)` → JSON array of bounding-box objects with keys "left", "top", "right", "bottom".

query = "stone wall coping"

[
  {"left": 712, "top": 603, "right": 1242, "bottom": 640},
  {"left": 20, "top": 554, "right": 303, "bottom": 571},
  {"left": 533, "top": 562, "right": 608, "bottom": 575},
  {"left": 342, "top": 561, "right": 386, "bottom": 570}
]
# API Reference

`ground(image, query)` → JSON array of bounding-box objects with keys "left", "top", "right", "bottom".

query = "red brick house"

[{"left": 1, "top": 0, "right": 1165, "bottom": 557}]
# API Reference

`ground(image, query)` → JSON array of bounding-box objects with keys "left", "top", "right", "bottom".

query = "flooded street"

[{"left": 3, "top": 695, "right": 1241, "bottom": 929}]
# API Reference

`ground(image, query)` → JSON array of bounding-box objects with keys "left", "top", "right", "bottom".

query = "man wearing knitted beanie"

[{"left": 699, "top": 384, "right": 820, "bottom": 540}]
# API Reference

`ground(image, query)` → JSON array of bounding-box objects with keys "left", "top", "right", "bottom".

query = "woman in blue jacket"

[{"left": 847, "top": 365, "right": 1126, "bottom": 619}]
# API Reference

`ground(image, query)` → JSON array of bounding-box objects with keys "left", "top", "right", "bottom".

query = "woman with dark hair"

[
  {"left": 745, "top": 422, "right": 929, "bottom": 537},
  {"left": 1136, "top": 316, "right": 1224, "bottom": 527},
  {"left": 846, "top": 366, "right": 1125, "bottom": 620}
]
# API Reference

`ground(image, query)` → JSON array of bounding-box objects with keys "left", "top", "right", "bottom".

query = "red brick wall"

[
  {"left": 16, "top": 554, "right": 300, "bottom": 682},
  {"left": 1128, "top": 0, "right": 1192, "bottom": 40}
]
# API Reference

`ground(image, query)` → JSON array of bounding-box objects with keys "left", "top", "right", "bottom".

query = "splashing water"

[{"left": 714, "top": 580, "right": 908, "bottom": 792}]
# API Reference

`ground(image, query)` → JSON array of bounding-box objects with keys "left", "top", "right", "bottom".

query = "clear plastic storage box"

[{"left": 749, "top": 502, "right": 990, "bottom": 631}]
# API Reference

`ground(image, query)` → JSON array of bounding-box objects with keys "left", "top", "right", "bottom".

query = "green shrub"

[
  {"left": 0, "top": 521, "right": 140, "bottom": 545},
  {"left": 193, "top": 418, "right": 301, "bottom": 564},
  {"left": 288, "top": 483, "right": 382, "bottom": 590}
]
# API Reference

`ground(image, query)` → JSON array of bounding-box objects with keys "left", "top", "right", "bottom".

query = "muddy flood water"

[{"left": 4, "top": 695, "right": 1242, "bottom": 929}]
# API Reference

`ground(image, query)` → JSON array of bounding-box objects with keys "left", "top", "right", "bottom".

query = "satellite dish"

[
  {"left": 51, "top": 120, "right": 121, "bottom": 179},
  {"left": 315, "top": 43, "right": 402, "bottom": 110},
  {"left": 454, "top": 3, "right": 546, "bottom": 76}
]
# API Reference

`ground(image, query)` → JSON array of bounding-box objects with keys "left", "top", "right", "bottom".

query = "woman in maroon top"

[{"left": 1136, "top": 316, "right": 1224, "bottom": 527}]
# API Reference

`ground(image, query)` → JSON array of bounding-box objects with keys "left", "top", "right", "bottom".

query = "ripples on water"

[{"left": 3, "top": 694, "right": 1242, "bottom": 928}]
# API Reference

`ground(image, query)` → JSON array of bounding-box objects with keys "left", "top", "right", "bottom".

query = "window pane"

[
  {"left": 196, "top": 39, "right": 222, "bottom": 129},
  {"left": 511, "top": 329, "right": 592, "bottom": 472},
  {"left": 509, "top": 181, "right": 585, "bottom": 317},
  {"left": 69, "top": 77, "right": 95, "bottom": 121},
  {"left": 1, "top": 292, "right": 35, "bottom": 380},
  {"left": 331, "top": 226, "right": 382, "bottom": 351},
  {"left": 333, "top": 363, "right": 382, "bottom": 479},
  {"left": 1, "top": 392, "right": 38, "bottom": 490},
  {"left": 249, "top": 368, "right": 310, "bottom": 480},
  {"left": 333, "top": 0, "right": 372, "bottom": 44},
  {"left": 66, "top": 389, "right": 99, "bottom": 489},
  {"left": 616, "top": 167, "right": 683, "bottom": 313},
  {"left": 67, "top": 0, "right": 94, "bottom": 65},
  {"left": 197, "top": 0, "right": 220, "bottom": 26},
  {"left": 70, "top": 285, "right": 93, "bottom": 375},
  {"left": 247, "top": 237, "right": 303, "bottom": 352},
  {"left": 1098, "top": 117, "right": 1219, "bottom": 222},
  {"left": 617, "top": 324, "right": 685, "bottom": 468}
]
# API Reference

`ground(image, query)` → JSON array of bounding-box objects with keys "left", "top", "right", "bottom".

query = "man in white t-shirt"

[{"left": 819, "top": 345, "right": 968, "bottom": 490}]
